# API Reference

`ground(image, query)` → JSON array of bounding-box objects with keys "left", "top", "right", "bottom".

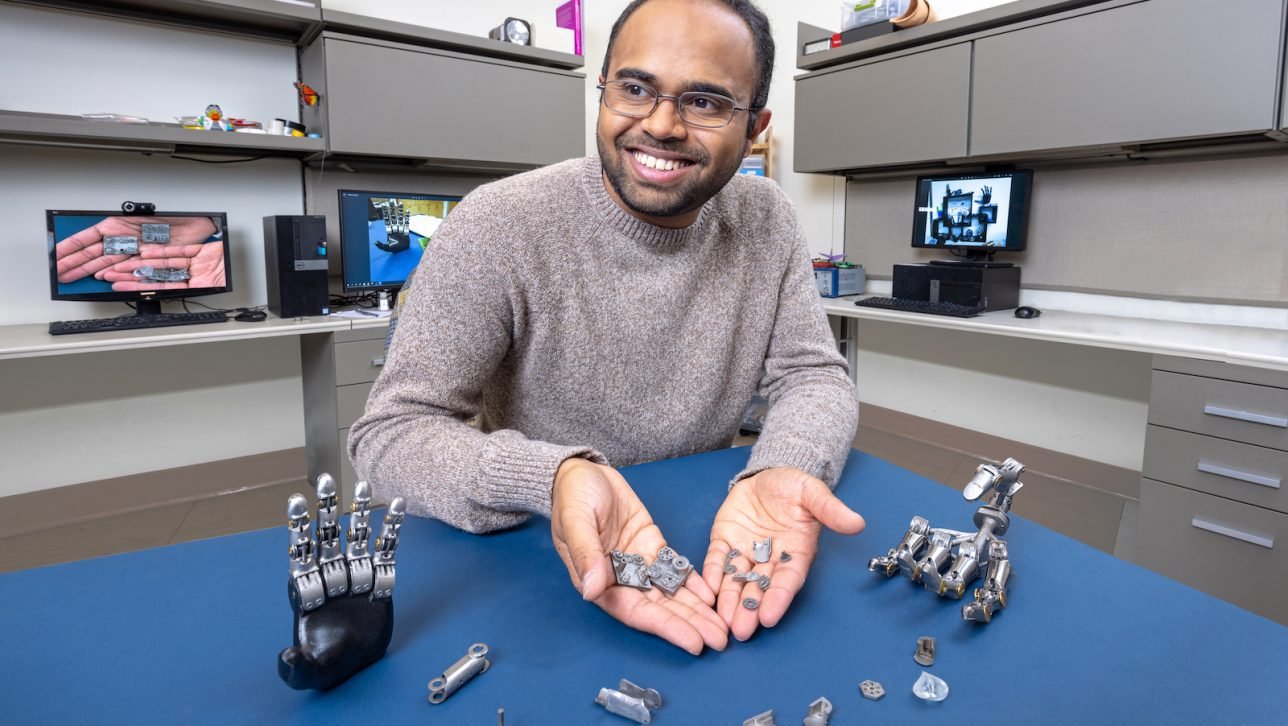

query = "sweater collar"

[{"left": 580, "top": 156, "right": 714, "bottom": 249}]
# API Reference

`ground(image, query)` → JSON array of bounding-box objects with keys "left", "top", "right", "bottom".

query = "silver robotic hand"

[
  {"left": 963, "top": 540, "right": 1012, "bottom": 622},
  {"left": 279, "top": 476, "right": 408, "bottom": 690}
]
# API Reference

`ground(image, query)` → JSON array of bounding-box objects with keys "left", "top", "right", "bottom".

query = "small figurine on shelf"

[{"left": 202, "top": 104, "right": 231, "bottom": 131}]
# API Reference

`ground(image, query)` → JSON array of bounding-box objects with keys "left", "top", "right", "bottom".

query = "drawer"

[
  {"left": 1137, "top": 478, "right": 1287, "bottom": 624},
  {"left": 1144, "top": 426, "right": 1288, "bottom": 514},
  {"left": 1149, "top": 371, "right": 1288, "bottom": 451},
  {"left": 1154, "top": 356, "right": 1288, "bottom": 389},
  {"left": 336, "top": 382, "right": 374, "bottom": 431},
  {"left": 334, "top": 338, "right": 387, "bottom": 386}
]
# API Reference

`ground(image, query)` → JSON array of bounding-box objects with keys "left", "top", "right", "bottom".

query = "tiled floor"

[{"left": 0, "top": 425, "right": 1115, "bottom": 573}]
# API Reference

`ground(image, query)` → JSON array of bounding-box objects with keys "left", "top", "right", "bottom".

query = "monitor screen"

[
  {"left": 338, "top": 189, "right": 462, "bottom": 292},
  {"left": 47, "top": 210, "right": 232, "bottom": 302},
  {"left": 911, "top": 170, "right": 1033, "bottom": 251}
]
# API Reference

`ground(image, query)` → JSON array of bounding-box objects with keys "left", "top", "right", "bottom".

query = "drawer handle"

[
  {"left": 371, "top": 357, "right": 385, "bottom": 367},
  {"left": 1190, "top": 517, "right": 1274, "bottom": 549},
  {"left": 1196, "top": 461, "right": 1281, "bottom": 490},
  {"left": 1202, "top": 404, "right": 1288, "bottom": 429}
]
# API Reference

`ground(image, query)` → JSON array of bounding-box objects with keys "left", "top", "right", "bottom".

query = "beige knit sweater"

[{"left": 348, "top": 157, "right": 857, "bottom": 533}]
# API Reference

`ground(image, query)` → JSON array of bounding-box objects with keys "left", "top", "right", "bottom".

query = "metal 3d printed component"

[
  {"left": 869, "top": 457, "right": 1026, "bottom": 623},
  {"left": 912, "top": 671, "right": 949, "bottom": 702},
  {"left": 103, "top": 236, "right": 138, "bottom": 255},
  {"left": 612, "top": 550, "right": 652, "bottom": 590},
  {"left": 371, "top": 497, "right": 406, "bottom": 599},
  {"left": 743, "top": 709, "right": 776, "bottom": 726},
  {"left": 723, "top": 548, "right": 740, "bottom": 574},
  {"left": 595, "top": 679, "right": 661, "bottom": 724},
  {"left": 141, "top": 223, "right": 170, "bottom": 243},
  {"left": 612, "top": 547, "right": 693, "bottom": 595},
  {"left": 287, "top": 494, "right": 325, "bottom": 612},
  {"left": 428, "top": 643, "right": 490, "bottom": 704},
  {"left": 132, "top": 266, "right": 189, "bottom": 283},
  {"left": 914, "top": 636, "right": 936, "bottom": 666},
  {"left": 859, "top": 680, "right": 885, "bottom": 701},
  {"left": 802, "top": 697, "right": 833, "bottom": 726},
  {"left": 313, "top": 474, "right": 348, "bottom": 598},
  {"left": 345, "top": 481, "right": 375, "bottom": 595},
  {"left": 752, "top": 537, "right": 773, "bottom": 563},
  {"left": 742, "top": 597, "right": 759, "bottom": 610},
  {"left": 779, "top": 551, "right": 792, "bottom": 563}
]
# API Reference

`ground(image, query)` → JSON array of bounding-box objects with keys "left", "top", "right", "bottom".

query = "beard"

[{"left": 596, "top": 132, "right": 742, "bottom": 221}]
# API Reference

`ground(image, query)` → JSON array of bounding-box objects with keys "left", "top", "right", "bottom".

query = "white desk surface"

[
  {"left": 822, "top": 295, "right": 1288, "bottom": 372},
  {"left": 0, "top": 315, "right": 350, "bottom": 361}
]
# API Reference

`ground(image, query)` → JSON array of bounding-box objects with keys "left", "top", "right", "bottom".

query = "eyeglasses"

[{"left": 597, "top": 79, "right": 755, "bottom": 129}]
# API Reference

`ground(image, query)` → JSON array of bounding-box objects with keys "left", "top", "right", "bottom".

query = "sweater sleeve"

[
  {"left": 347, "top": 192, "right": 605, "bottom": 534},
  {"left": 732, "top": 212, "right": 859, "bottom": 488}
]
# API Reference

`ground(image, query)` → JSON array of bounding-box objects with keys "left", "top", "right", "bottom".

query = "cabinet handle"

[
  {"left": 1196, "top": 461, "right": 1281, "bottom": 490},
  {"left": 371, "top": 357, "right": 385, "bottom": 367},
  {"left": 1190, "top": 517, "right": 1274, "bottom": 549},
  {"left": 271, "top": 0, "right": 317, "bottom": 7},
  {"left": 1202, "top": 404, "right": 1288, "bottom": 428}
]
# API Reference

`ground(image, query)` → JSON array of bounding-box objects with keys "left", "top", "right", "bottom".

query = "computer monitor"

[
  {"left": 337, "top": 189, "right": 462, "bottom": 292},
  {"left": 47, "top": 209, "right": 232, "bottom": 316},
  {"left": 911, "top": 170, "right": 1033, "bottom": 265}
]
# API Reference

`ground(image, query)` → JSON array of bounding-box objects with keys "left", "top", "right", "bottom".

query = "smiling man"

[{"left": 349, "top": 0, "right": 861, "bottom": 655}]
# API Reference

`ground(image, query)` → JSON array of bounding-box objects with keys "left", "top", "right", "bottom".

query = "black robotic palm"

[{"left": 278, "top": 475, "right": 406, "bottom": 690}]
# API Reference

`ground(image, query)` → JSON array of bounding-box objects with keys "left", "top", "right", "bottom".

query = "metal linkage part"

[
  {"left": 286, "top": 494, "right": 325, "bottom": 612},
  {"left": 141, "top": 223, "right": 170, "bottom": 244},
  {"left": 743, "top": 597, "right": 759, "bottom": 610},
  {"left": 802, "top": 697, "right": 833, "bottom": 726},
  {"left": 132, "top": 266, "right": 190, "bottom": 282},
  {"left": 617, "top": 679, "right": 662, "bottom": 711},
  {"left": 612, "top": 551, "right": 652, "bottom": 591},
  {"left": 859, "top": 680, "right": 885, "bottom": 701},
  {"left": 963, "top": 540, "right": 1012, "bottom": 623},
  {"left": 103, "top": 236, "right": 138, "bottom": 255},
  {"left": 646, "top": 547, "right": 693, "bottom": 595},
  {"left": 313, "top": 474, "right": 348, "bottom": 598},
  {"left": 779, "top": 551, "right": 792, "bottom": 563},
  {"left": 912, "top": 671, "right": 949, "bottom": 702},
  {"left": 744, "top": 709, "right": 776, "bottom": 726},
  {"left": 345, "top": 480, "right": 375, "bottom": 595},
  {"left": 595, "top": 678, "right": 662, "bottom": 723},
  {"left": 752, "top": 537, "right": 773, "bottom": 563},
  {"left": 371, "top": 497, "right": 405, "bottom": 599},
  {"left": 914, "top": 636, "right": 936, "bottom": 667},
  {"left": 963, "top": 457, "right": 1024, "bottom": 502},
  {"left": 868, "top": 516, "right": 930, "bottom": 578},
  {"left": 428, "top": 643, "right": 490, "bottom": 704},
  {"left": 723, "top": 549, "right": 740, "bottom": 574},
  {"left": 915, "top": 530, "right": 954, "bottom": 590}
]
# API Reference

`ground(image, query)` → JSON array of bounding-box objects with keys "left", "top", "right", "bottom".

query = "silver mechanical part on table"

[
  {"left": 868, "top": 457, "right": 1025, "bottom": 623},
  {"left": 744, "top": 709, "right": 776, "bottom": 726},
  {"left": 914, "top": 636, "right": 935, "bottom": 666},
  {"left": 859, "top": 680, "right": 885, "bottom": 700},
  {"left": 802, "top": 697, "right": 833, "bottom": 726},
  {"left": 371, "top": 496, "right": 406, "bottom": 599},
  {"left": 428, "top": 642, "right": 490, "bottom": 704},
  {"left": 752, "top": 537, "right": 773, "bottom": 563},
  {"left": 595, "top": 678, "right": 661, "bottom": 724}
]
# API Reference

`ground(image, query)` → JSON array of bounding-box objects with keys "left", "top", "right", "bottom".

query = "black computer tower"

[
  {"left": 892, "top": 263, "right": 1021, "bottom": 312},
  {"left": 263, "top": 215, "right": 329, "bottom": 318}
]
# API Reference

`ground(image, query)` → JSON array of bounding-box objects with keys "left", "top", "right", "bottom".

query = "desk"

[{"left": 2, "top": 447, "right": 1284, "bottom": 724}]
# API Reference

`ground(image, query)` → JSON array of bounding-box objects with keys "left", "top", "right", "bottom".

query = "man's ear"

[{"left": 744, "top": 108, "right": 773, "bottom": 154}]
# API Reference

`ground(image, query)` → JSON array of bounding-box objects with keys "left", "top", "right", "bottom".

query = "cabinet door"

[
  {"left": 794, "top": 44, "right": 970, "bottom": 172},
  {"left": 971, "top": 0, "right": 1283, "bottom": 157},
  {"left": 324, "top": 37, "right": 584, "bottom": 166}
]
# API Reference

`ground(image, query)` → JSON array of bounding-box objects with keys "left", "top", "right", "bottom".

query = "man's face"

[{"left": 596, "top": 0, "right": 771, "bottom": 228}]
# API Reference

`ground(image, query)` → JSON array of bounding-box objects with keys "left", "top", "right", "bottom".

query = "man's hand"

[
  {"left": 702, "top": 467, "right": 865, "bottom": 641},
  {"left": 551, "top": 458, "right": 727, "bottom": 655},
  {"left": 54, "top": 216, "right": 217, "bottom": 283},
  {"left": 96, "top": 242, "right": 227, "bottom": 290}
]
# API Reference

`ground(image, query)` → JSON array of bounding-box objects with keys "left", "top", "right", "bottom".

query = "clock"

[{"left": 489, "top": 17, "right": 532, "bottom": 45}]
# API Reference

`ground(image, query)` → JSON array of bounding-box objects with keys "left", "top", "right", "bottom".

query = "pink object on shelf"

[{"left": 555, "top": 0, "right": 583, "bottom": 56}]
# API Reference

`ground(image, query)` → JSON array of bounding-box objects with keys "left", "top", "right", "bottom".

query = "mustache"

[{"left": 616, "top": 135, "right": 708, "bottom": 164}]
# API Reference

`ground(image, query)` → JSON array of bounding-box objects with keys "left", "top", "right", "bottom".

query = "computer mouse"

[
  {"left": 234, "top": 309, "right": 268, "bottom": 322},
  {"left": 1014, "top": 306, "right": 1041, "bottom": 319}
]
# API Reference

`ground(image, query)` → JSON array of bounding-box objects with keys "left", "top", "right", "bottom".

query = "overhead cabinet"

[
  {"left": 302, "top": 33, "right": 585, "bottom": 170},
  {"left": 795, "top": 44, "right": 970, "bottom": 172},
  {"left": 970, "top": 0, "right": 1284, "bottom": 157}
]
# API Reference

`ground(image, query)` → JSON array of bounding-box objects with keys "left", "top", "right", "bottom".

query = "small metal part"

[
  {"left": 742, "top": 597, "right": 759, "bottom": 610},
  {"left": 757, "top": 574, "right": 771, "bottom": 591},
  {"left": 752, "top": 537, "right": 773, "bottom": 563},
  {"left": 612, "top": 551, "right": 652, "bottom": 591},
  {"left": 914, "top": 636, "right": 936, "bottom": 667},
  {"left": 859, "top": 680, "right": 885, "bottom": 701},
  {"left": 286, "top": 494, "right": 325, "bottom": 612},
  {"left": 802, "top": 697, "right": 833, "bottom": 726},
  {"left": 779, "top": 551, "right": 792, "bottom": 563},
  {"left": 595, "top": 687, "right": 653, "bottom": 724},
  {"left": 732, "top": 572, "right": 757, "bottom": 583},
  {"left": 345, "top": 480, "right": 375, "bottom": 595},
  {"left": 617, "top": 679, "right": 662, "bottom": 711},
  {"left": 498, "top": 707, "right": 504, "bottom": 726},
  {"left": 132, "top": 265, "right": 189, "bottom": 282},
  {"left": 645, "top": 546, "right": 693, "bottom": 595},
  {"left": 371, "top": 497, "right": 405, "bottom": 599},
  {"left": 141, "top": 223, "right": 170, "bottom": 244},
  {"left": 103, "top": 236, "right": 138, "bottom": 255},
  {"left": 723, "top": 549, "right": 739, "bottom": 574},
  {"left": 964, "top": 540, "right": 1012, "bottom": 623},
  {"left": 313, "top": 474, "right": 348, "bottom": 598},
  {"left": 428, "top": 642, "right": 490, "bottom": 704},
  {"left": 744, "top": 709, "right": 776, "bottom": 726},
  {"left": 912, "top": 671, "right": 949, "bottom": 702}
]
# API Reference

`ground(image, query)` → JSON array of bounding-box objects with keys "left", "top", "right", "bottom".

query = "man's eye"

[{"left": 625, "top": 84, "right": 648, "bottom": 97}]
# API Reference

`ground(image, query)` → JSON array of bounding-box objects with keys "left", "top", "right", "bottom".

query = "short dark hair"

[{"left": 600, "top": 0, "right": 774, "bottom": 136}]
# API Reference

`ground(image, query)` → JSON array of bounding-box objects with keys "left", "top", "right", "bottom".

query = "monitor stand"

[
  {"left": 134, "top": 299, "right": 163, "bottom": 316},
  {"left": 928, "top": 250, "right": 1014, "bottom": 268}
]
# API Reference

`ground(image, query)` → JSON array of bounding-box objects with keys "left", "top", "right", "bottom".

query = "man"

[{"left": 349, "top": 0, "right": 862, "bottom": 655}]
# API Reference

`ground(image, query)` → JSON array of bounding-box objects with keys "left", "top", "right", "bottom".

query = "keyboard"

[
  {"left": 49, "top": 311, "right": 230, "bottom": 335},
  {"left": 853, "top": 296, "right": 984, "bottom": 318}
]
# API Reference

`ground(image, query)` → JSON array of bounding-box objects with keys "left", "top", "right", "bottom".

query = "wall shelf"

[{"left": 5, "top": 0, "right": 321, "bottom": 41}]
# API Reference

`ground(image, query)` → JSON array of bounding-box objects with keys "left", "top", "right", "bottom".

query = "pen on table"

[{"left": 356, "top": 309, "right": 379, "bottom": 317}]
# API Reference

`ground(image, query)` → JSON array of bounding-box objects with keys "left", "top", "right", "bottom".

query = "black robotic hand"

[{"left": 278, "top": 475, "right": 406, "bottom": 690}]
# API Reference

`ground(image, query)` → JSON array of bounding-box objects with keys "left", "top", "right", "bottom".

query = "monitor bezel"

[
  {"left": 337, "top": 188, "right": 463, "bottom": 293},
  {"left": 47, "top": 209, "right": 233, "bottom": 303},
  {"left": 910, "top": 170, "right": 1033, "bottom": 252}
]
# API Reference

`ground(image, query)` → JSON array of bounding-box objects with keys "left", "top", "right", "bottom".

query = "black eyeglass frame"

[{"left": 596, "top": 79, "right": 759, "bottom": 129}]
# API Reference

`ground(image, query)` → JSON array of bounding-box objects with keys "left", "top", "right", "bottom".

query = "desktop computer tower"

[
  {"left": 892, "top": 263, "right": 1020, "bottom": 311},
  {"left": 263, "top": 215, "right": 330, "bottom": 318}
]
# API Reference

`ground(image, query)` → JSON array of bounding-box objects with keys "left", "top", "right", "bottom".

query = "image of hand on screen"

[
  {"left": 54, "top": 216, "right": 218, "bottom": 283},
  {"left": 95, "top": 241, "right": 226, "bottom": 290}
]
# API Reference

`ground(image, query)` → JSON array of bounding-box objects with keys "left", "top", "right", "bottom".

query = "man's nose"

[{"left": 640, "top": 97, "right": 688, "bottom": 140}]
